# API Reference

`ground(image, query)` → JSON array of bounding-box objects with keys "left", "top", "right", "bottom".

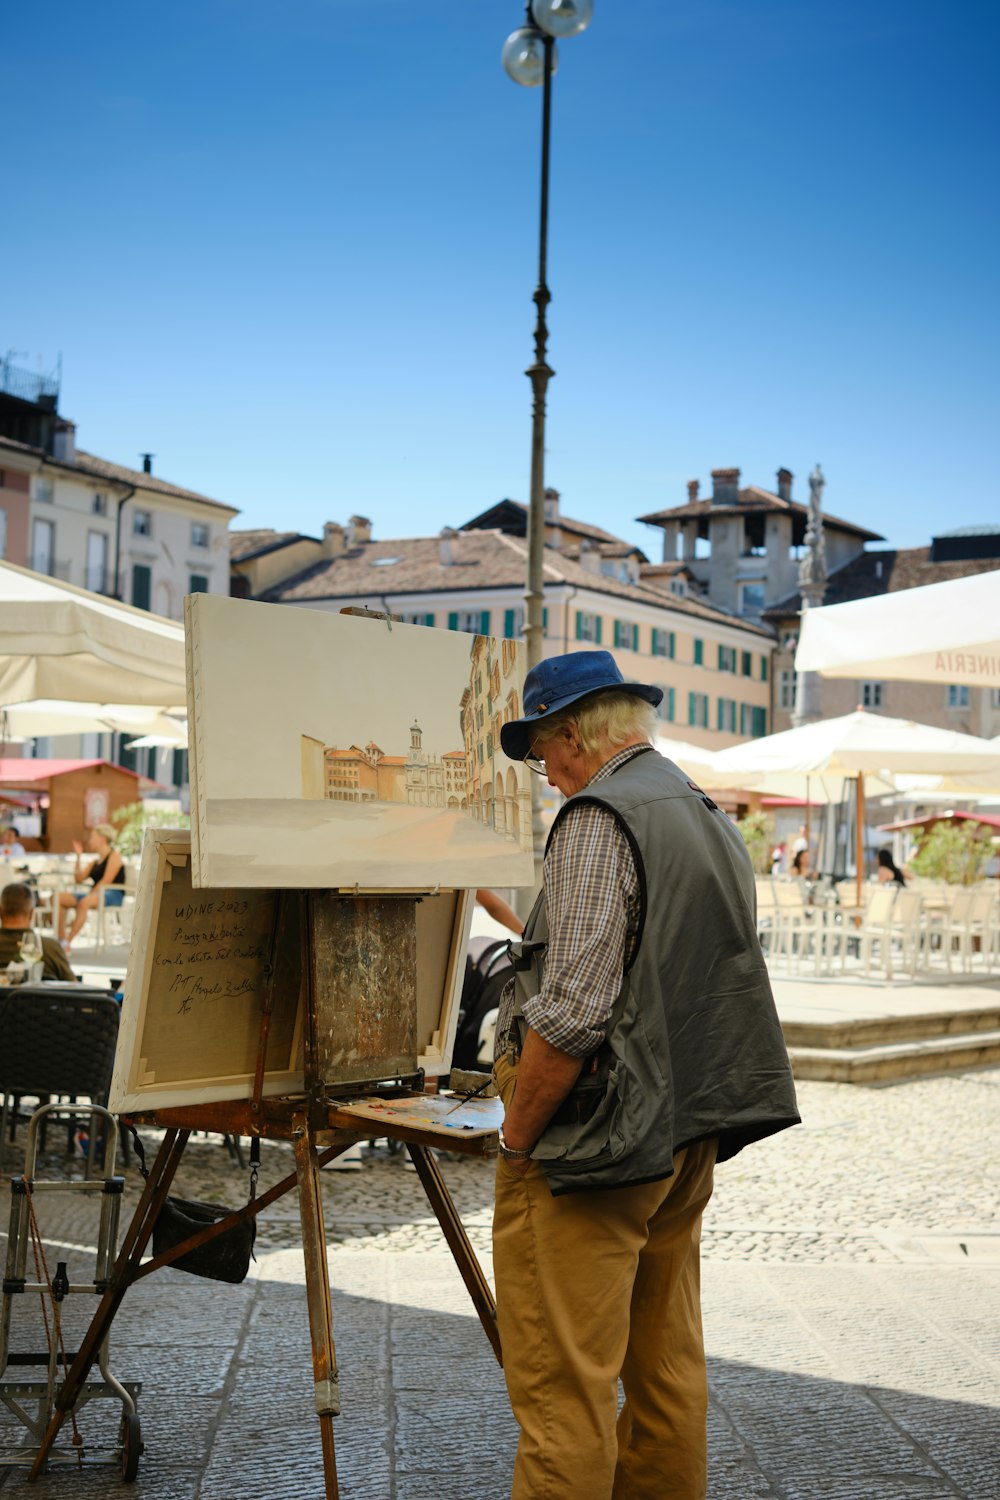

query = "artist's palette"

[{"left": 332, "top": 1092, "right": 503, "bottom": 1138}]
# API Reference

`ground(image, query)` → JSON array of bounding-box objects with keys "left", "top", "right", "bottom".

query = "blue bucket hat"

[{"left": 500, "top": 650, "right": 663, "bottom": 762}]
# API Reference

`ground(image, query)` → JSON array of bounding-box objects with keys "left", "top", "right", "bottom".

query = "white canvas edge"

[{"left": 419, "top": 887, "right": 474, "bottom": 1078}]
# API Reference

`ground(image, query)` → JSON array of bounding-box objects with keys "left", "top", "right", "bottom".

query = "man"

[
  {"left": 0, "top": 825, "right": 26, "bottom": 858},
  {"left": 493, "top": 651, "right": 799, "bottom": 1500},
  {"left": 0, "top": 883, "right": 77, "bottom": 982}
]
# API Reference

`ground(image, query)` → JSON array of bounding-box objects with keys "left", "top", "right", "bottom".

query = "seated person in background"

[
  {"left": 877, "top": 848, "right": 906, "bottom": 886},
  {"left": 1, "top": 825, "right": 26, "bottom": 858},
  {"left": 57, "top": 824, "right": 125, "bottom": 948},
  {"left": 0, "top": 883, "right": 77, "bottom": 981},
  {"left": 791, "top": 848, "right": 812, "bottom": 879}
]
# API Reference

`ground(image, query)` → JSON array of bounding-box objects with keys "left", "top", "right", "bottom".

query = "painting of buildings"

[{"left": 186, "top": 594, "right": 534, "bottom": 889}]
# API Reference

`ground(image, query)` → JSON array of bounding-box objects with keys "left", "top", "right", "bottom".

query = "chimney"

[
  {"left": 544, "top": 487, "right": 560, "bottom": 523},
  {"left": 686, "top": 479, "right": 700, "bottom": 504},
  {"left": 710, "top": 468, "right": 740, "bottom": 505},
  {"left": 578, "top": 538, "right": 600, "bottom": 574},
  {"left": 347, "top": 513, "right": 371, "bottom": 546},
  {"left": 52, "top": 419, "right": 76, "bottom": 464},
  {"left": 323, "top": 522, "right": 346, "bottom": 558},
  {"left": 776, "top": 467, "right": 793, "bottom": 502},
  {"left": 140, "top": 453, "right": 154, "bottom": 475},
  {"left": 439, "top": 526, "right": 460, "bottom": 566}
]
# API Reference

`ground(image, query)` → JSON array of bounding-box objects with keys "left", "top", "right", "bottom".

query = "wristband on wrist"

[{"left": 497, "top": 1127, "right": 533, "bottom": 1162}]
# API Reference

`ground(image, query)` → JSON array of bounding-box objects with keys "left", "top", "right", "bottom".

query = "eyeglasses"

[{"left": 523, "top": 740, "right": 547, "bottom": 776}]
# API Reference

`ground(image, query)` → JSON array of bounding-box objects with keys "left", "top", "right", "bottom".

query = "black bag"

[{"left": 152, "top": 1196, "right": 256, "bottom": 1284}]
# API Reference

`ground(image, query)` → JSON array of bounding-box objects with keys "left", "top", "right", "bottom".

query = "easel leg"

[
  {"left": 292, "top": 1111, "right": 340, "bottom": 1500},
  {"left": 406, "top": 1142, "right": 502, "bottom": 1365},
  {"left": 27, "top": 1127, "right": 190, "bottom": 1480}
]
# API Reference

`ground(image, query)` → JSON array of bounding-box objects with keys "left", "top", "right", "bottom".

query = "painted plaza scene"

[{"left": 186, "top": 593, "right": 534, "bottom": 889}]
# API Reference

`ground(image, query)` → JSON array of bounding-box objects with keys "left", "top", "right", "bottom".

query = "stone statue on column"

[{"left": 792, "top": 464, "right": 828, "bottom": 727}]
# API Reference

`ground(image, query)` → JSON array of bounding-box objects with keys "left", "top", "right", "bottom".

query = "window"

[
  {"left": 33, "top": 477, "right": 54, "bottom": 504},
  {"left": 31, "top": 518, "right": 55, "bottom": 575},
  {"left": 132, "top": 563, "right": 152, "bottom": 611},
  {"left": 687, "top": 692, "right": 709, "bottom": 729},
  {"left": 92, "top": 492, "right": 107, "bottom": 516},
  {"left": 947, "top": 684, "right": 970, "bottom": 709},
  {"left": 188, "top": 574, "right": 210, "bottom": 594},
  {"left": 449, "top": 609, "right": 490, "bottom": 634},
  {"left": 656, "top": 687, "right": 676, "bottom": 723},
  {"left": 400, "top": 612, "right": 435, "bottom": 626},
  {"left": 741, "top": 651, "right": 753, "bottom": 678},
  {"left": 86, "top": 531, "right": 109, "bottom": 593},
  {"left": 716, "top": 698, "right": 737, "bottom": 733},
  {"left": 861, "top": 681, "right": 884, "bottom": 709},
  {"left": 779, "top": 670, "right": 797, "bottom": 711},
  {"left": 761, "top": 655, "right": 768, "bottom": 683},
  {"left": 191, "top": 522, "right": 210, "bottom": 548},
  {"left": 575, "top": 611, "right": 602, "bottom": 644},
  {"left": 752, "top": 706, "right": 767, "bottom": 737},
  {"left": 651, "top": 628, "right": 675, "bottom": 659},
  {"left": 133, "top": 510, "right": 152, "bottom": 538},
  {"left": 503, "top": 607, "right": 524, "bottom": 639},
  {"left": 614, "top": 619, "right": 638, "bottom": 650},
  {"left": 669, "top": 579, "right": 686, "bottom": 597},
  {"left": 991, "top": 689, "right": 1000, "bottom": 710},
  {"left": 718, "top": 645, "right": 737, "bottom": 673},
  {"left": 693, "top": 638, "right": 703, "bottom": 666},
  {"left": 739, "top": 582, "right": 765, "bottom": 618}
]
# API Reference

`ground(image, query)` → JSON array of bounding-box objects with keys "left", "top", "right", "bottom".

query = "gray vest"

[{"left": 509, "top": 749, "right": 800, "bottom": 1195}]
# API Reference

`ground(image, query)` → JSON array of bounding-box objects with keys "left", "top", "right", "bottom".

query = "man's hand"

[{"left": 502, "top": 1027, "right": 584, "bottom": 1162}]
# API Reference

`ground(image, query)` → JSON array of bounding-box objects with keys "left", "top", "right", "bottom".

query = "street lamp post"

[{"left": 502, "top": 1, "right": 594, "bottom": 677}]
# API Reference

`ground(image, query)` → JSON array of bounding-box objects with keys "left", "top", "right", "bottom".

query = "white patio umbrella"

[
  {"left": 0, "top": 700, "right": 187, "bottom": 741},
  {"left": 652, "top": 735, "right": 727, "bottom": 788},
  {"left": 794, "top": 569, "right": 1000, "bottom": 686},
  {"left": 714, "top": 709, "right": 1000, "bottom": 899},
  {"left": 0, "top": 559, "right": 186, "bottom": 707}
]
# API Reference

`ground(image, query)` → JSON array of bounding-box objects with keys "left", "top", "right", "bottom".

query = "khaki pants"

[{"left": 493, "top": 1052, "right": 716, "bottom": 1500}]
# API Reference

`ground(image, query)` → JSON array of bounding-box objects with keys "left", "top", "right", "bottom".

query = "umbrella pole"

[
  {"left": 805, "top": 777, "right": 811, "bottom": 877},
  {"left": 855, "top": 774, "right": 864, "bottom": 907}
]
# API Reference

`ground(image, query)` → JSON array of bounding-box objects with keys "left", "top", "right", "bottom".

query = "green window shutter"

[
  {"left": 668, "top": 631, "right": 675, "bottom": 660},
  {"left": 542, "top": 607, "right": 548, "bottom": 636},
  {"left": 131, "top": 564, "right": 151, "bottom": 611},
  {"left": 718, "top": 644, "right": 724, "bottom": 671},
  {"left": 688, "top": 691, "right": 696, "bottom": 726},
  {"left": 667, "top": 687, "right": 675, "bottom": 722},
  {"left": 742, "top": 651, "right": 752, "bottom": 677},
  {"left": 595, "top": 616, "right": 603, "bottom": 644},
  {"left": 486, "top": 731, "right": 493, "bottom": 757},
  {"left": 480, "top": 610, "right": 490, "bottom": 636},
  {"left": 761, "top": 655, "right": 768, "bottom": 682},
  {"left": 189, "top": 574, "right": 209, "bottom": 595},
  {"left": 448, "top": 612, "right": 459, "bottom": 631},
  {"left": 717, "top": 699, "right": 724, "bottom": 731},
  {"left": 694, "top": 638, "right": 703, "bottom": 666},
  {"left": 631, "top": 624, "right": 639, "bottom": 652},
  {"left": 753, "top": 706, "right": 767, "bottom": 737},
  {"left": 504, "top": 609, "right": 515, "bottom": 639},
  {"left": 424, "top": 613, "right": 435, "bottom": 627},
  {"left": 171, "top": 748, "right": 187, "bottom": 787},
  {"left": 575, "top": 611, "right": 584, "bottom": 641}
]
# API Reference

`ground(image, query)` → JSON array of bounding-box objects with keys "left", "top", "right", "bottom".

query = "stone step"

[
  {"left": 787, "top": 1029, "right": 1000, "bottom": 1083},
  {"left": 781, "top": 1005, "right": 1000, "bottom": 1049}
]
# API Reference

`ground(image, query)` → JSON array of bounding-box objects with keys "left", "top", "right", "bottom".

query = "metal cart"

[{"left": 1, "top": 1102, "right": 143, "bottom": 1481}]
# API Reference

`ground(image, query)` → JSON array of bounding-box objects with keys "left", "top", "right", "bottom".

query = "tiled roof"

[
  {"left": 762, "top": 548, "right": 1000, "bottom": 621},
  {"left": 260, "top": 528, "right": 773, "bottom": 638},
  {"left": 0, "top": 758, "right": 142, "bottom": 783},
  {"left": 230, "top": 529, "right": 316, "bottom": 563},
  {"left": 0, "top": 436, "right": 237, "bottom": 514},
  {"left": 636, "top": 485, "right": 883, "bottom": 543}
]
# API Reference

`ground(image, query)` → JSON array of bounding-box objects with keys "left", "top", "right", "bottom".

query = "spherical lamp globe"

[
  {"left": 530, "top": 0, "right": 594, "bottom": 39},
  {"left": 501, "top": 25, "right": 559, "bottom": 87}
]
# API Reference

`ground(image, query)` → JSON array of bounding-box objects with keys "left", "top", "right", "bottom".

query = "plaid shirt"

[{"left": 498, "top": 744, "right": 647, "bottom": 1059}]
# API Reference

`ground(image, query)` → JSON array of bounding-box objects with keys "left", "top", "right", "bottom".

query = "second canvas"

[{"left": 186, "top": 595, "right": 535, "bottom": 890}]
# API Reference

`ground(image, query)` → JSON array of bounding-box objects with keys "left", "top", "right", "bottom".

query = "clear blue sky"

[{"left": 5, "top": 1, "right": 998, "bottom": 558}]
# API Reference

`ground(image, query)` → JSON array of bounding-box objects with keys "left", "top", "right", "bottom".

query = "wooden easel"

[{"left": 27, "top": 892, "right": 502, "bottom": 1498}]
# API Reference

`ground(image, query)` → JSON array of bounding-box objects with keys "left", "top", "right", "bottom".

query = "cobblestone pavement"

[{"left": 1, "top": 1070, "right": 998, "bottom": 1497}]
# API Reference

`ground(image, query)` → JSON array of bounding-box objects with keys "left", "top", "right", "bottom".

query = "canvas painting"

[{"left": 186, "top": 594, "right": 534, "bottom": 889}]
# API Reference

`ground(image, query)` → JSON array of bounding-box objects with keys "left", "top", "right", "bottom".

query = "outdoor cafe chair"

[{"left": 0, "top": 987, "right": 122, "bottom": 1178}]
